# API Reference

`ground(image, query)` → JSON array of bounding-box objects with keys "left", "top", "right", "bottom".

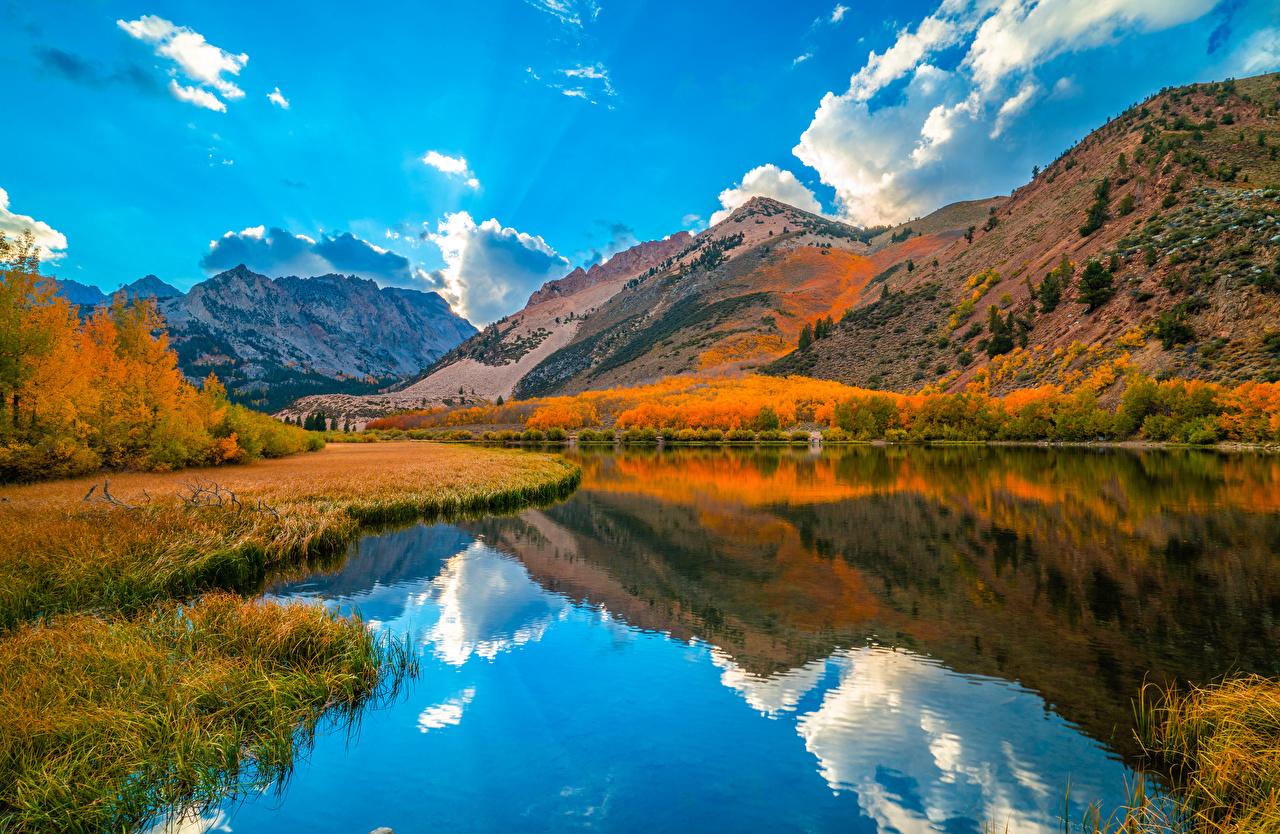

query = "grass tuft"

[{"left": 0, "top": 594, "right": 414, "bottom": 834}]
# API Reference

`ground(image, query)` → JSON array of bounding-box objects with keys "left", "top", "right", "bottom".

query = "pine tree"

[
  {"left": 1035, "top": 254, "right": 1069, "bottom": 313},
  {"left": 798, "top": 324, "right": 813, "bottom": 351},
  {"left": 1077, "top": 259, "right": 1115, "bottom": 312},
  {"left": 985, "top": 306, "right": 1015, "bottom": 357}
]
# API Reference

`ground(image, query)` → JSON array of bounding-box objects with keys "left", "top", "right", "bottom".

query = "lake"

[{"left": 202, "top": 446, "right": 1280, "bottom": 834}]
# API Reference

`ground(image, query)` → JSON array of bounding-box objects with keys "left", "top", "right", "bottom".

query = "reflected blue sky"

[{"left": 209, "top": 521, "right": 1137, "bottom": 834}]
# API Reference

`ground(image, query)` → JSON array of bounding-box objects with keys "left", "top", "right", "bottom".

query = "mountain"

[
  {"left": 54, "top": 274, "right": 183, "bottom": 307},
  {"left": 293, "top": 70, "right": 1280, "bottom": 423},
  {"left": 511, "top": 197, "right": 903, "bottom": 398},
  {"left": 767, "top": 72, "right": 1280, "bottom": 393},
  {"left": 123, "top": 274, "right": 182, "bottom": 300},
  {"left": 54, "top": 279, "right": 108, "bottom": 307},
  {"left": 390, "top": 232, "right": 694, "bottom": 402},
  {"left": 54, "top": 265, "right": 476, "bottom": 412}
]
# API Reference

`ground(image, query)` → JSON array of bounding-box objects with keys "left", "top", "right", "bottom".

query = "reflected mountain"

[{"left": 466, "top": 446, "right": 1280, "bottom": 756}]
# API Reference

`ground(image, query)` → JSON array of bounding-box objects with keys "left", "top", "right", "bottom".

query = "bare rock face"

[
  {"left": 58, "top": 264, "right": 476, "bottom": 412},
  {"left": 525, "top": 232, "right": 692, "bottom": 306}
]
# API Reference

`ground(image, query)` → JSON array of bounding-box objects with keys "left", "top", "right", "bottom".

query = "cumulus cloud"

[
  {"left": 200, "top": 225, "right": 420, "bottom": 287},
  {"left": 793, "top": 0, "right": 1220, "bottom": 225},
  {"left": 169, "top": 79, "right": 225, "bottom": 112},
  {"left": 0, "top": 187, "right": 68, "bottom": 261},
  {"left": 117, "top": 15, "right": 249, "bottom": 111},
  {"left": 266, "top": 86, "right": 289, "bottom": 109},
  {"left": 423, "top": 211, "right": 570, "bottom": 324},
  {"left": 710, "top": 164, "right": 823, "bottom": 224},
  {"left": 422, "top": 151, "right": 480, "bottom": 189}
]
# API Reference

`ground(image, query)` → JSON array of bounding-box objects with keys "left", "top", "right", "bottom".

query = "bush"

[
  {"left": 821, "top": 427, "right": 850, "bottom": 443},
  {"left": 725, "top": 428, "right": 755, "bottom": 442},
  {"left": 758, "top": 429, "right": 786, "bottom": 442},
  {"left": 544, "top": 427, "right": 567, "bottom": 442},
  {"left": 790, "top": 430, "right": 811, "bottom": 443},
  {"left": 521, "top": 429, "right": 545, "bottom": 443}
]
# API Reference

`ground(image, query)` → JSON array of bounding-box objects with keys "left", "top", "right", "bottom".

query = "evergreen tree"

[
  {"left": 496, "top": 395, "right": 505, "bottom": 406},
  {"left": 798, "top": 324, "right": 813, "bottom": 350},
  {"left": 985, "top": 306, "right": 1015, "bottom": 357},
  {"left": 1035, "top": 254, "right": 1069, "bottom": 313},
  {"left": 1078, "top": 259, "right": 1115, "bottom": 311}
]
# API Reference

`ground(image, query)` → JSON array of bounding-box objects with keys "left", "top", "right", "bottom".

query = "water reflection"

[{"left": 221, "top": 446, "right": 1280, "bottom": 833}]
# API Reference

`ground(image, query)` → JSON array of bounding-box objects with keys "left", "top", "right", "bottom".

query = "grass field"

[
  {"left": 0, "top": 442, "right": 581, "bottom": 629},
  {"left": 0, "top": 442, "right": 580, "bottom": 833}
]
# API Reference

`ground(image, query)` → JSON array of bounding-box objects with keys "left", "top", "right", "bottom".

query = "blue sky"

[{"left": 2, "top": 0, "right": 1278, "bottom": 323}]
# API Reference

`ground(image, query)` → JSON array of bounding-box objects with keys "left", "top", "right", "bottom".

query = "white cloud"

[
  {"left": 964, "top": 0, "right": 1218, "bottom": 92},
  {"left": 793, "top": 0, "right": 1219, "bottom": 226},
  {"left": 710, "top": 164, "right": 824, "bottom": 225},
  {"left": 524, "top": 0, "right": 601, "bottom": 27},
  {"left": 990, "top": 79, "right": 1039, "bottom": 138},
  {"left": 793, "top": 52, "right": 814, "bottom": 66},
  {"left": 422, "top": 151, "right": 481, "bottom": 189},
  {"left": 425, "top": 211, "right": 570, "bottom": 324},
  {"left": 118, "top": 15, "right": 248, "bottom": 111},
  {"left": 1228, "top": 27, "right": 1280, "bottom": 75},
  {"left": 0, "top": 187, "right": 68, "bottom": 261},
  {"left": 267, "top": 86, "right": 290, "bottom": 109},
  {"left": 1050, "top": 75, "right": 1079, "bottom": 98},
  {"left": 831, "top": 4, "right": 850, "bottom": 24},
  {"left": 169, "top": 79, "right": 225, "bottom": 112},
  {"left": 563, "top": 63, "right": 615, "bottom": 97}
]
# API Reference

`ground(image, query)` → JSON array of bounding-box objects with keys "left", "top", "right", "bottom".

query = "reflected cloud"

[
  {"left": 710, "top": 649, "right": 828, "bottom": 717},
  {"left": 427, "top": 542, "right": 569, "bottom": 665},
  {"left": 417, "top": 687, "right": 476, "bottom": 733},
  {"left": 144, "top": 808, "right": 232, "bottom": 834},
  {"left": 795, "top": 648, "right": 1121, "bottom": 834}
]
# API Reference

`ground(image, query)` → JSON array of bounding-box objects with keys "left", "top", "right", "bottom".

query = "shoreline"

[
  {"left": 0, "top": 442, "right": 581, "bottom": 834},
  {"left": 329, "top": 432, "right": 1280, "bottom": 455}
]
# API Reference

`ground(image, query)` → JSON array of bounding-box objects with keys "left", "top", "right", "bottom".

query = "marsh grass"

[
  {"left": 0, "top": 594, "right": 414, "bottom": 834},
  {"left": 0, "top": 442, "right": 580, "bottom": 833},
  {"left": 1130, "top": 676, "right": 1280, "bottom": 833},
  {"left": 0, "top": 442, "right": 581, "bottom": 629},
  {"left": 988, "top": 677, "right": 1280, "bottom": 834}
]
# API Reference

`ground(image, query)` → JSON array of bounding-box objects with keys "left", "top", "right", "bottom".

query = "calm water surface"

[{"left": 210, "top": 446, "right": 1280, "bottom": 834}]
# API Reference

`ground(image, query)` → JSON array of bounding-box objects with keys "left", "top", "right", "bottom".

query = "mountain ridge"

[{"left": 55, "top": 264, "right": 476, "bottom": 411}]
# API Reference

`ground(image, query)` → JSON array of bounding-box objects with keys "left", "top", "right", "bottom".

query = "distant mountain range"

[
  {"left": 55, "top": 266, "right": 475, "bottom": 411},
  {"left": 378, "top": 71, "right": 1280, "bottom": 411},
  {"left": 61, "top": 71, "right": 1280, "bottom": 422}
]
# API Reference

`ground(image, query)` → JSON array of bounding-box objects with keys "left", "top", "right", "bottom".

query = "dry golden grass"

[
  {"left": 0, "top": 441, "right": 579, "bottom": 833},
  {"left": 0, "top": 442, "right": 581, "bottom": 629},
  {"left": 1129, "top": 676, "right": 1280, "bottom": 833},
  {"left": 0, "top": 593, "right": 412, "bottom": 834}
]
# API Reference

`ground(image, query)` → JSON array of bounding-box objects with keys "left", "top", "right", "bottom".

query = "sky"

[{"left": 2, "top": 0, "right": 1278, "bottom": 324}]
